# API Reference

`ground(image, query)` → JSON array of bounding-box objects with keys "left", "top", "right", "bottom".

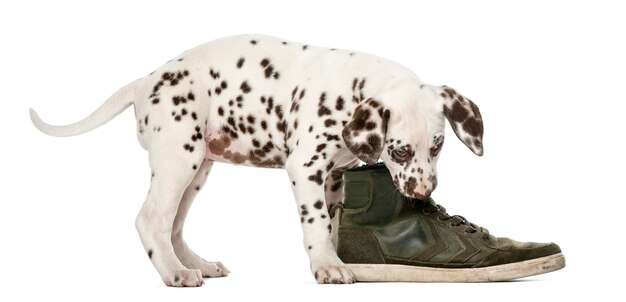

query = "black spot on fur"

[
  {"left": 275, "top": 105, "right": 283, "bottom": 119},
  {"left": 318, "top": 93, "right": 332, "bottom": 116},
  {"left": 316, "top": 144, "right": 327, "bottom": 152},
  {"left": 308, "top": 170, "right": 323, "bottom": 185},
  {"left": 301, "top": 205, "right": 309, "bottom": 216},
  {"left": 324, "top": 133, "right": 341, "bottom": 141},
  {"left": 247, "top": 115, "right": 256, "bottom": 124},
  {"left": 264, "top": 65, "right": 274, "bottom": 78},
  {"left": 152, "top": 98, "right": 160, "bottom": 105},
  {"left": 172, "top": 95, "right": 187, "bottom": 106},
  {"left": 183, "top": 144, "right": 195, "bottom": 153},
  {"left": 314, "top": 200, "right": 324, "bottom": 210},
  {"left": 335, "top": 96, "right": 344, "bottom": 110},
  {"left": 240, "top": 81, "right": 252, "bottom": 93},
  {"left": 325, "top": 161, "right": 335, "bottom": 172},
  {"left": 324, "top": 119, "right": 336, "bottom": 127},
  {"left": 331, "top": 181, "right": 342, "bottom": 192},
  {"left": 237, "top": 57, "right": 245, "bottom": 68},
  {"left": 148, "top": 250, "right": 153, "bottom": 259},
  {"left": 291, "top": 86, "right": 298, "bottom": 99},
  {"left": 250, "top": 40, "right": 257, "bottom": 45}
]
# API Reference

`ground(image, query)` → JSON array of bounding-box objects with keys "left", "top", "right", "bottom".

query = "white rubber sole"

[{"left": 347, "top": 253, "right": 565, "bottom": 282}]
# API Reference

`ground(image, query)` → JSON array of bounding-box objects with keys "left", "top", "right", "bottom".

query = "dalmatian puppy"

[{"left": 30, "top": 35, "right": 484, "bottom": 286}]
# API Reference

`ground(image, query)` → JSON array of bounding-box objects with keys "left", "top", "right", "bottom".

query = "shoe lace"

[{"left": 419, "top": 199, "right": 491, "bottom": 240}]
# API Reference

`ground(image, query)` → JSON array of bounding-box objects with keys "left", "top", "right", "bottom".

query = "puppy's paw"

[
  {"left": 312, "top": 257, "right": 355, "bottom": 284},
  {"left": 200, "top": 261, "right": 230, "bottom": 278},
  {"left": 164, "top": 269, "right": 204, "bottom": 287}
]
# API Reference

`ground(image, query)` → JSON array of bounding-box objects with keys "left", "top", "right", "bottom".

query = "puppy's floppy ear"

[
  {"left": 438, "top": 86, "right": 484, "bottom": 156},
  {"left": 342, "top": 98, "right": 391, "bottom": 164}
]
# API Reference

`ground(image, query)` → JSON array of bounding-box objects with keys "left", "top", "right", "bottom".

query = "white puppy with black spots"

[{"left": 31, "top": 35, "right": 484, "bottom": 286}]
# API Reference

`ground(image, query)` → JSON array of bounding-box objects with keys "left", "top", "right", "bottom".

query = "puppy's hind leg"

[
  {"left": 171, "top": 158, "right": 229, "bottom": 278},
  {"left": 136, "top": 136, "right": 206, "bottom": 287}
]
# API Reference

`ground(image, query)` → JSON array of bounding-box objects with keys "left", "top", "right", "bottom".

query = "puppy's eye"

[
  {"left": 392, "top": 149, "right": 411, "bottom": 162},
  {"left": 430, "top": 137, "right": 444, "bottom": 157}
]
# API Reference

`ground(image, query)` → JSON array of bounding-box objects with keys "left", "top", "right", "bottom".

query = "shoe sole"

[{"left": 347, "top": 253, "right": 565, "bottom": 282}]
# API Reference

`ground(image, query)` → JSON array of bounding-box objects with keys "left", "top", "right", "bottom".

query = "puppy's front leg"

[{"left": 286, "top": 159, "right": 355, "bottom": 284}]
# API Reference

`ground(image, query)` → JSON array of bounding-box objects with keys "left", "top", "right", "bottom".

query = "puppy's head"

[{"left": 342, "top": 83, "right": 484, "bottom": 199}]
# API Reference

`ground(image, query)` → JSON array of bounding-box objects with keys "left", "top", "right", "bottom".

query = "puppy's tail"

[{"left": 30, "top": 80, "right": 137, "bottom": 137}]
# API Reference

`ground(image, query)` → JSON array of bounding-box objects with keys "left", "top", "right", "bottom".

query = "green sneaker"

[{"left": 335, "top": 163, "right": 565, "bottom": 282}]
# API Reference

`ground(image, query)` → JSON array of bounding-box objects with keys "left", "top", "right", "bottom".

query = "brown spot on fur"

[
  {"left": 208, "top": 136, "right": 231, "bottom": 155},
  {"left": 443, "top": 87, "right": 456, "bottom": 99},
  {"left": 347, "top": 107, "right": 370, "bottom": 131},
  {"left": 446, "top": 102, "right": 469, "bottom": 122},
  {"left": 428, "top": 174, "right": 438, "bottom": 190},
  {"left": 231, "top": 152, "right": 246, "bottom": 164},
  {"left": 403, "top": 176, "right": 417, "bottom": 195},
  {"left": 463, "top": 117, "right": 483, "bottom": 137}
]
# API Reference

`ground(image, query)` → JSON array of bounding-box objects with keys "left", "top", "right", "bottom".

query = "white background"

[{"left": 1, "top": 0, "right": 624, "bottom": 300}]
